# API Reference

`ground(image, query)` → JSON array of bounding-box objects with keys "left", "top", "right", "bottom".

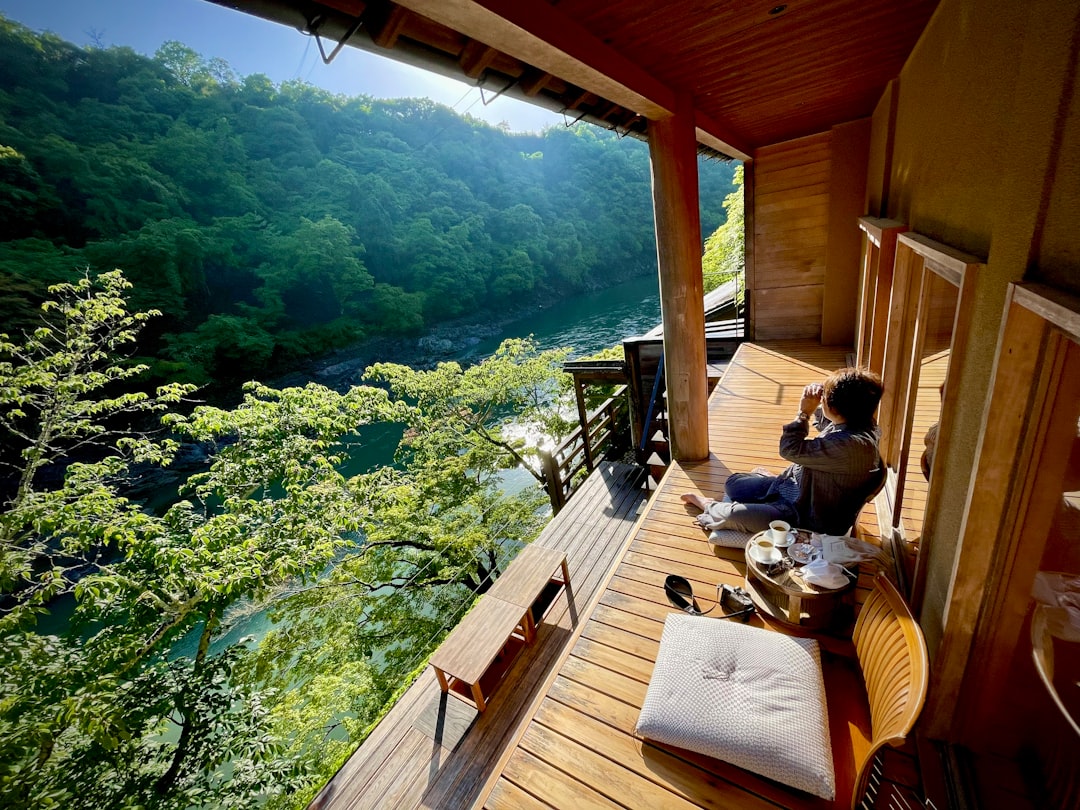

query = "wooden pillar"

[
  {"left": 647, "top": 95, "right": 708, "bottom": 461},
  {"left": 572, "top": 377, "right": 594, "bottom": 471}
]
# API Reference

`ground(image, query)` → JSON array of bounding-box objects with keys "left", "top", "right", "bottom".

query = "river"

[
  {"left": 455, "top": 273, "right": 660, "bottom": 360},
  {"left": 180, "top": 272, "right": 663, "bottom": 655}
]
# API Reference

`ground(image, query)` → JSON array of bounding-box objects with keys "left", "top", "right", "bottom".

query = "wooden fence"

[{"left": 539, "top": 387, "right": 630, "bottom": 513}]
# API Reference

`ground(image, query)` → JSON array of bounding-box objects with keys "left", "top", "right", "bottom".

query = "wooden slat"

[
  {"left": 499, "top": 745, "right": 622, "bottom": 809},
  {"left": 473, "top": 341, "right": 909, "bottom": 810},
  {"left": 517, "top": 721, "right": 705, "bottom": 810},
  {"left": 483, "top": 776, "right": 551, "bottom": 810},
  {"left": 310, "top": 461, "right": 646, "bottom": 809},
  {"left": 754, "top": 287, "right": 825, "bottom": 340},
  {"left": 752, "top": 134, "right": 831, "bottom": 342},
  {"left": 318, "top": 342, "right": 915, "bottom": 810}
]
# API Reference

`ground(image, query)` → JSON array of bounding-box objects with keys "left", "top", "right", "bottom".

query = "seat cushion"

[{"left": 635, "top": 614, "right": 835, "bottom": 800}]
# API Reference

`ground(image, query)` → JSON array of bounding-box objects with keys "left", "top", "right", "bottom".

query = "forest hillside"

[{"left": 0, "top": 17, "right": 736, "bottom": 392}]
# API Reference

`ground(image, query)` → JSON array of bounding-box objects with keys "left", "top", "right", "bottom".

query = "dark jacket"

[{"left": 777, "top": 412, "right": 883, "bottom": 535}]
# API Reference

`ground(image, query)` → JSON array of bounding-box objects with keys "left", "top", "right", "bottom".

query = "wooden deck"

[
  {"left": 309, "top": 460, "right": 649, "bottom": 810},
  {"left": 476, "top": 341, "right": 922, "bottom": 810}
]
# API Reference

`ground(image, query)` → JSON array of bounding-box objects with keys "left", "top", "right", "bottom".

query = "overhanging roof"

[{"left": 208, "top": 0, "right": 939, "bottom": 160}]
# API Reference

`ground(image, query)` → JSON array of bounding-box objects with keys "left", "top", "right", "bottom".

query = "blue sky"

[{"left": 0, "top": 0, "right": 563, "bottom": 132}]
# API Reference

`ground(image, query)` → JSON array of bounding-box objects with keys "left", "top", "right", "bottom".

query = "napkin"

[{"left": 800, "top": 559, "right": 849, "bottom": 589}]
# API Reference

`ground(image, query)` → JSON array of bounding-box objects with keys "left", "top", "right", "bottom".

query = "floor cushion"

[{"left": 635, "top": 614, "right": 835, "bottom": 800}]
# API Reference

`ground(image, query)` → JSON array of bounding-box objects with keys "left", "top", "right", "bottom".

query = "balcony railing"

[{"left": 540, "top": 386, "right": 630, "bottom": 513}]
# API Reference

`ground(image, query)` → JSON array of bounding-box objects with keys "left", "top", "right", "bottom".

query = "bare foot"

[{"left": 680, "top": 493, "right": 713, "bottom": 511}]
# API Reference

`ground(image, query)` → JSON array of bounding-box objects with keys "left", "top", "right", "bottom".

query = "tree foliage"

[
  {"left": 0, "top": 17, "right": 737, "bottom": 395},
  {"left": 0, "top": 273, "right": 570, "bottom": 808},
  {"left": 701, "top": 164, "right": 745, "bottom": 294}
]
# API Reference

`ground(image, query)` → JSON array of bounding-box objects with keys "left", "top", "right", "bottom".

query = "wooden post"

[
  {"left": 647, "top": 95, "right": 709, "bottom": 461},
  {"left": 623, "top": 339, "right": 644, "bottom": 454},
  {"left": 743, "top": 159, "right": 755, "bottom": 340},
  {"left": 573, "top": 376, "right": 594, "bottom": 472},
  {"left": 540, "top": 450, "right": 564, "bottom": 514}
]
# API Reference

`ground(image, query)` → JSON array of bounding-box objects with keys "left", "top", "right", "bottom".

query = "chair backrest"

[
  {"left": 862, "top": 456, "right": 888, "bottom": 505},
  {"left": 850, "top": 572, "right": 929, "bottom": 809}
]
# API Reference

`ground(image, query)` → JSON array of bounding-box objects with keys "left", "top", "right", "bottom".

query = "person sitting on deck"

[{"left": 682, "top": 367, "right": 885, "bottom": 537}]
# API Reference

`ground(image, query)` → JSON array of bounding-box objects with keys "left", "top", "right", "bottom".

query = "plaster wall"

[{"left": 870, "top": 0, "right": 1080, "bottom": 661}]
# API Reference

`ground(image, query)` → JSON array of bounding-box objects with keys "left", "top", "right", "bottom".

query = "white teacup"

[
  {"left": 750, "top": 537, "right": 780, "bottom": 565},
  {"left": 768, "top": 520, "right": 792, "bottom": 544}
]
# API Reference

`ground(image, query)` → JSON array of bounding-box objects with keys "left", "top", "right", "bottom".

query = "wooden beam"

[
  {"left": 821, "top": 118, "right": 871, "bottom": 346},
  {"left": 744, "top": 160, "right": 756, "bottom": 340},
  {"left": 598, "top": 101, "right": 620, "bottom": 123},
  {"left": 568, "top": 88, "right": 594, "bottom": 110},
  {"left": 855, "top": 217, "right": 907, "bottom": 375},
  {"left": 393, "top": 0, "right": 675, "bottom": 119},
  {"left": 370, "top": 4, "right": 410, "bottom": 49},
  {"left": 519, "top": 67, "right": 551, "bottom": 97},
  {"left": 648, "top": 92, "right": 708, "bottom": 461},
  {"left": 695, "top": 111, "right": 752, "bottom": 162},
  {"left": 318, "top": 0, "right": 366, "bottom": 16},
  {"left": 922, "top": 290, "right": 1058, "bottom": 742},
  {"left": 459, "top": 38, "right": 496, "bottom": 78}
]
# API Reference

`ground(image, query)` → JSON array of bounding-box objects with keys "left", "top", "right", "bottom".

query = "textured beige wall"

[
  {"left": 873, "top": 0, "right": 1080, "bottom": 657},
  {"left": 865, "top": 80, "right": 896, "bottom": 217}
]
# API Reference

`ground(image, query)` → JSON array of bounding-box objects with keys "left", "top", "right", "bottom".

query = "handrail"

[{"left": 540, "top": 387, "right": 630, "bottom": 513}]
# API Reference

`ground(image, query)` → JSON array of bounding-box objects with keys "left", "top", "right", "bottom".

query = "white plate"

[{"left": 748, "top": 542, "right": 781, "bottom": 565}]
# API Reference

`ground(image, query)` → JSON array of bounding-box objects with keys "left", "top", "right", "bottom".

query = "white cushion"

[
  {"left": 635, "top": 614, "right": 835, "bottom": 800},
  {"left": 707, "top": 529, "right": 754, "bottom": 548}
]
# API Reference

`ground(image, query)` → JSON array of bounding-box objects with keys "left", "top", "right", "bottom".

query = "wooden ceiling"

[{"left": 209, "top": 0, "right": 939, "bottom": 160}]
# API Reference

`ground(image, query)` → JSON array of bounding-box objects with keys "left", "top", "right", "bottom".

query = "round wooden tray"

[{"left": 743, "top": 530, "right": 858, "bottom": 632}]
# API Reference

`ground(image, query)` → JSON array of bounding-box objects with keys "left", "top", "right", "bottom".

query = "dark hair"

[{"left": 823, "top": 367, "right": 883, "bottom": 429}]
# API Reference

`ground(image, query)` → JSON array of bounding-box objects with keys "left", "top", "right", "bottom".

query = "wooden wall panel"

[
  {"left": 754, "top": 285, "right": 824, "bottom": 340},
  {"left": 752, "top": 132, "right": 832, "bottom": 340}
]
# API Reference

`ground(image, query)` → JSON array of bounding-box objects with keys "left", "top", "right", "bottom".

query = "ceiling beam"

[
  {"left": 459, "top": 38, "right": 497, "bottom": 79},
  {"left": 695, "top": 112, "right": 752, "bottom": 162},
  {"left": 519, "top": 67, "right": 552, "bottom": 97},
  {"left": 393, "top": 0, "right": 675, "bottom": 120},
  {"left": 394, "top": 0, "right": 752, "bottom": 158},
  {"left": 370, "top": 5, "right": 411, "bottom": 49}
]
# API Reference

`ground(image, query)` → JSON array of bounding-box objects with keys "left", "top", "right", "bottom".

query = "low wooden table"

[
  {"left": 485, "top": 544, "right": 570, "bottom": 637},
  {"left": 429, "top": 545, "right": 569, "bottom": 711},
  {"left": 743, "top": 531, "right": 858, "bottom": 632}
]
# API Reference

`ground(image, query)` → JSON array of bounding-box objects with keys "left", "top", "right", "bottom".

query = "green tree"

[
  {"left": 366, "top": 338, "right": 575, "bottom": 485},
  {"left": 240, "top": 340, "right": 574, "bottom": 805},
  {"left": 0, "top": 271, "right": 398, "bottom": 809},
  {"left": 0, "top": 274, "right": 580, "bottom": 809},
  {"left": 701, "top": 164, "right": 745, "bottom": 294}
]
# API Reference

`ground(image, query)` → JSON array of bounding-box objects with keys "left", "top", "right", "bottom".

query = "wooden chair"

[
  {"left": 1030, "top": 604, "right": 1080, "bottom": 809},
  {"left": 849, "top": 572, "right": 930, "bottom": 809}
]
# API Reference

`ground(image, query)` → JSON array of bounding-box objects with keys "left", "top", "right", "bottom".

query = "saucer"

[
  {"left": 788, "top": 542, "right": 817, "bottom": 565},
  {"left": 748, "top": 542, "right": 781, "bottom": 565},
  {"left": 771, "top": 530, "right": 796, "bottom": 549}
]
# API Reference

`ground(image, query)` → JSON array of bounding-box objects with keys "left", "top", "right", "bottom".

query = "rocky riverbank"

[{"left": 273, "top": 300, "right": 550, "bottom": 392}]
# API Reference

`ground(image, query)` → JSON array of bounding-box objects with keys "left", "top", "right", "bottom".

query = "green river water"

[{"left": 172, "top": 273, "right": 664, "bottom": 656}]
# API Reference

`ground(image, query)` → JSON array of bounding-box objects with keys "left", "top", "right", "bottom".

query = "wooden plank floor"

[
  {"left": 309, "top": 460, "right": 649, "bottom": 810},
  {"left": 477, "top": 341, "right": 923, "bottom": 810}
]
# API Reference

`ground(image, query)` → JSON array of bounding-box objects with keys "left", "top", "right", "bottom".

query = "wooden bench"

[{"left": 429, "top": 544, "right": 570, "bottom": 712}]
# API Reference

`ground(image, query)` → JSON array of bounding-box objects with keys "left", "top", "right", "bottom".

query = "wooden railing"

[{"left": 540, "top": 387, "right": 630, "bottom": 513}]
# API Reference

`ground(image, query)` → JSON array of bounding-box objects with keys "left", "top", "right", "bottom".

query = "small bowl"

[{"left": 788, "top": 542, "right": 817, "bottom": 565}]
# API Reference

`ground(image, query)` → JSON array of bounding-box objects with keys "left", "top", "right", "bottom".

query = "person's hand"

[{"left": 800, "top": 382, "right": 824, "bottom": 416}]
